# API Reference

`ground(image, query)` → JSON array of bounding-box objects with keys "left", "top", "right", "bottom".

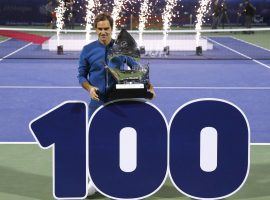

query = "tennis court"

[{"left": 0, "top": 28, "right": 270, "bottom": 199}]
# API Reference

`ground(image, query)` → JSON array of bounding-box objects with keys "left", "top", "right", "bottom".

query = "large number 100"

[{"left": 29, "top": 98, "right": 250, "bottom": 200}]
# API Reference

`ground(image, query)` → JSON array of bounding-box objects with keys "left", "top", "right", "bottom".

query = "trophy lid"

[{"left": 108, "top": 29, "right": 140, "bottom": 61}]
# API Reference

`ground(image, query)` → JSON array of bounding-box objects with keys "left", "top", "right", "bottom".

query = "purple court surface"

[{"left": 0, "top": 37, "right": 270, "bottom": 142}]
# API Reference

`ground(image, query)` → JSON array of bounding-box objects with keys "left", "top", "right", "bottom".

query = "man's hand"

[
  {"left": 89, "top": 87, "right": 100, "bottom": 101},
  {"left": 81, "top": 82, "right": 100, "bottom": 101},
  {"left": 148, "top": 83, "right": 156, "bottom": 100}
]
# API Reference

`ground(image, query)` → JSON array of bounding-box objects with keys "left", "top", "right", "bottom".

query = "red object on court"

[{"left": 0, "top": 30, "right": 49, "bottom": 44}]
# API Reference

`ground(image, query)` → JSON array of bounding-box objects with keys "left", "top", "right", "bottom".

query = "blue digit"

[
  {"left": 89, "top": 100, "right": 168, "bottom": 199},
  {"left": 169, "top": 99, "right": 250, "bottom": 199},
  {"left": 29, "top": 101, "right": 88, "bottom": 199}
]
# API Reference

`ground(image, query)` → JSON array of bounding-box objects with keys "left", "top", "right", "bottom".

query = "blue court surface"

[{"left": 0, "top": 36, "right": 270, "bottom": 143}]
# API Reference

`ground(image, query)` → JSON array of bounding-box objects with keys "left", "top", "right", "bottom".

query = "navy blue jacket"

[{"left": 77, "top": 39, "right": 138, "bottom": 98}]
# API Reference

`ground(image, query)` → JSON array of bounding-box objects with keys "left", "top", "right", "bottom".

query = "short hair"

[{"left": 94, "top": 13, "right": 114, "bottom": 29}]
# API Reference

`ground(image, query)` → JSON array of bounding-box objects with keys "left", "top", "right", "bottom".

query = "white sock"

[{"left": 88, "top": 180, "right": 96, "bottom": 196}]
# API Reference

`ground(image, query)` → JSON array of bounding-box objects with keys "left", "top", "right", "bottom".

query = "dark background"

[{"left": 0, "top": 0, "right": 269, "bottom": 26}]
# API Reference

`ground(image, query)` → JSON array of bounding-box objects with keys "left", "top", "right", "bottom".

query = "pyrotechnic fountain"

[
  {"left": 138, "top": 0, "right": 151, "bottom": 48},
  {"left": 195, "top": 0, "right": 211, "bottom": 55},
  {"left": 43, "top": 0, "right": 213, "bottom": 53},
  {"left": 55, "top": 0, "right": 66, "bottom": 53},
  {"left": 111, "top": 0, "right": 125, "bottom": 39},
  {"left": 162, "top": 0, "right": 178, "bottom": 48},
  {"left": 85, "top": 0, "right": 96, "bottom": 42}
]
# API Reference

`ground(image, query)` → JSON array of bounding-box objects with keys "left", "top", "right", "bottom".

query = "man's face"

[{"left": 96, "top": 20, "right": 112, "bottom": 45}]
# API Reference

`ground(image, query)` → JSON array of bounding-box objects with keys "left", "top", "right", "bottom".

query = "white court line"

[
  {"left": 230, "top": 36, "right": 270, "bottom": 53},
  {"left": 0, "top": 142, "right": 37, "bottom": 144},
  {"left": 0, "top": 42, "right": 33, "bottom": 62},
  {"left": 0, "top": 86, "right": 81, "bottom": 89},
  {"left": 155, "top": 86, "right": 270, "bottom": 90},
  {"left": 251, "top": 143, "right": 270, "bottom": 146},
  {"left": 2, "top": 86, "right": 270, "bottom": 90},
  {"left": 0, "top": 142, "right": 268, "bottom": 145},
  {"left": 207, "top": 37, "right": 270, "bottom": 70},
  {"left": 0, "top": 38, "right": 11, "bottom": 44}
]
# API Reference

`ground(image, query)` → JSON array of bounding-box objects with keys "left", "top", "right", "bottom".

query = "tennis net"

[{"left": 0, "top": 27, "right": 269, "bottom": 60}]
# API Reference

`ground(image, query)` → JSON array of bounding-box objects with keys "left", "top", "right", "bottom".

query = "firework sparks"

[
  {"left": 112, "top": 0, "right": 125, "bottom": 38},
  {"left": 162, "top": 0, "right": 178, "bottom": 47},
  {"left": 138, "top": 0, "right": 151, "bottom": 47},
  {"left": 195, "top": 0, "right": 211, "bottom": 47},
  {"left": 85, "top": 0, "right": 96, "bottom": 42},
  {"left": 55, "top": 0, "right": 66, "bottom": 46}
]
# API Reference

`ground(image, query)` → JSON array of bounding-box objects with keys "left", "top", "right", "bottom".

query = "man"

[
  {"left": 78, "top": 13, "right": 155, "bottom": 118},
  {"left": 218, "top": 0, "right": 230, "bottom": 29},
  {"left": 45, "top": 0, "right": 56, "bottom": 28},
  {"left": 212, "top": 0, "right": 220, "bottom": 29},
  {"left": 78, "top": 14, "right": 155, "bottom": 196},
  {"left": 236, "top": 2, "right": 244, "bottom": 26},
  {"left": 65, "top": 0, "right": 76, "bottom": 29},
  {"left": 243, "top": 0, "right": 256, "bottom": 30}
]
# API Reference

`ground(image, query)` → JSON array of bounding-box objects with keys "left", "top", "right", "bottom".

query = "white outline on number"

[
  {"left": 168, "top": 98, "right": 251, "bottom": 200},
  {"left": 88, "top": 99, "right": 169, "bottom": 200},
  {"left": 28, "top": 98, "right": 251, "bottom": 200},
  {"left": 29, "top": 101, "right": 89, "bottom": 200}
]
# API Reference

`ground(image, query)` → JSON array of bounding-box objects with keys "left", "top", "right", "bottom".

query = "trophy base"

[
  {"left": 196, "top": 46, "right": 202, "bottom": 56},
  {"left": 57, "top": 45, "right": 64, "bottom": 55},
  {"left": 107, "top": 84, "right": 153, "bottom": 99}
]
